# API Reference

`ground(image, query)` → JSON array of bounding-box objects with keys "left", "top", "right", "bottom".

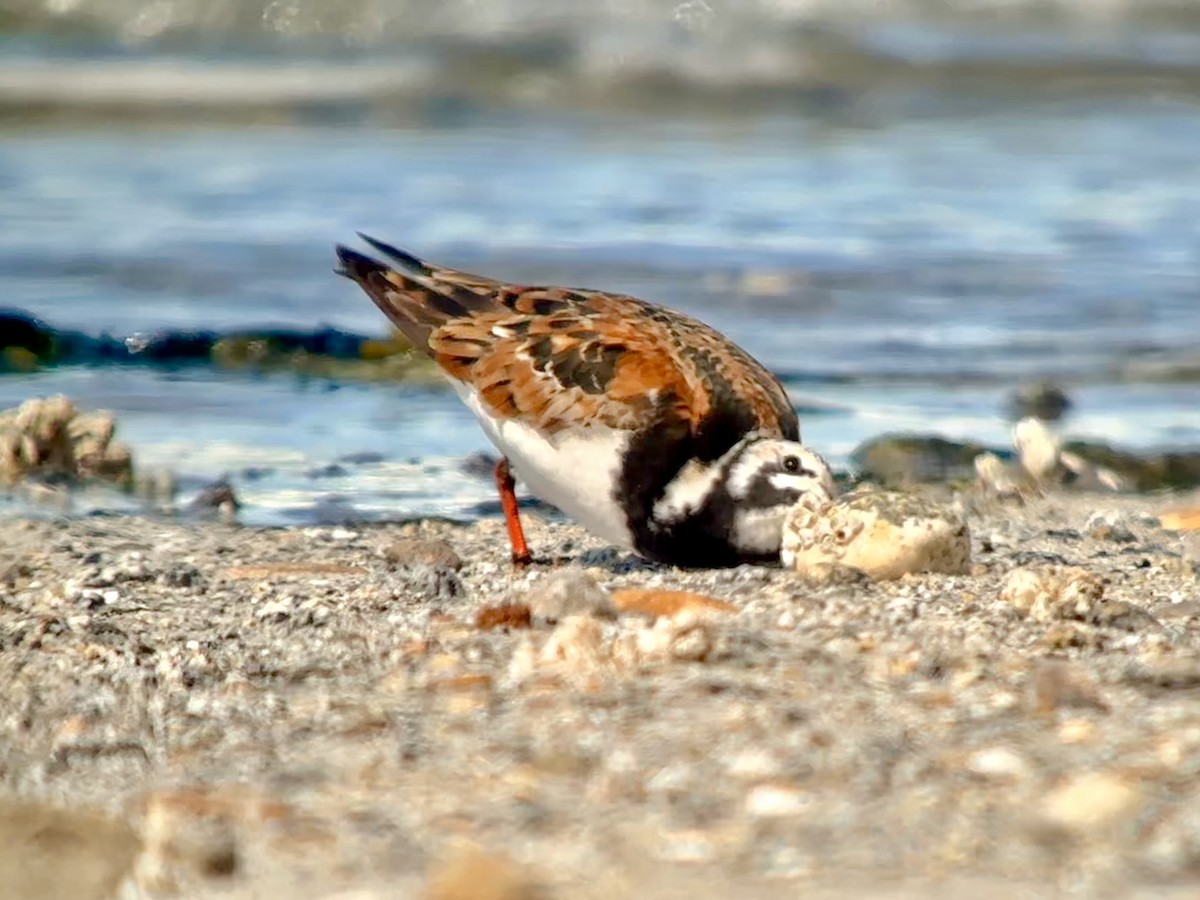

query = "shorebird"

[{"left": 336, "top": 235, "right": 833, "bottom": 567}]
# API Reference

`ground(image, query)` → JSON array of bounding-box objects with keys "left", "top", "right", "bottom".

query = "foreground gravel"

[{"left": 2, "top": 490, "right": 1200, "bottom": 899}]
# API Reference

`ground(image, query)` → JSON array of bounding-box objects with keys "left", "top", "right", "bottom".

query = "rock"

[
  {"left": 781, "top": 490, "right": 971, "bottom": 581},
  {"left": 187, "top": 478, "right": 240, "bottom": 523},
  {"left": 525, "top": 570, "right": 616, "bottom": 623},
  {"left": 1039, "top": 772, "right": 1143, "bottom": 836},
  {"left": 1006, "top": 381, "right": 1072, "bottom": 422},
  {"left": 610, "top": 587, "right": 737, "bottom": 620},
  {"left": 850, "top": 434, "right": 991, "bottom": 486},
  {"left": 1062, "top": 441, "right": 1200, "bottom": 491},
  {"left": 0, "top": 395, "right": 132, "bottom": 488},
  {"left": 1059, "top": 451, "right": 1127, "bottom": 492},
  {"left": 381, "top": 538, "right": 464, "bottom": 571},
  {"left": 1013, "top": 417, "right": 1063, "bottom": 484},
  {"left": 999, "top": 566, "right": 1118, "bottom": 623},
  {"left": 539, "top": 616, "right": 608, "bottom": 673},
  {"left": 0, "top": 797, "right": 140, "bottom": 900},
  {"left": 973, "top": 451, "right": 1027, "bottom": 497},
  {"left": 1160, "top": 507, "right": 1200, "bottom": 532},
  {"left": 651, "top": 612, "right": 715, "bottom": 662},
  {"left": 1085, "top": 510, "right": 1137, "bottom": 543},
  {"left": 475, "top": 602, "right": 533, "bottom": 631}
]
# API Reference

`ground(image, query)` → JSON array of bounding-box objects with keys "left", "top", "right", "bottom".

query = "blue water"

[{"left": 3, "top": 3, "right": 1200, "bottom": 523}]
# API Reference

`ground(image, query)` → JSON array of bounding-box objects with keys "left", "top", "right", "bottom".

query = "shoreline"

[{"left": 2, "top": 489, "right": 1199, "bottom": 897}]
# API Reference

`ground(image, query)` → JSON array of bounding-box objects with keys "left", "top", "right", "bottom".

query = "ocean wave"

[{"left": 6, "top": 0, "right": 1200, "bottom": 119}]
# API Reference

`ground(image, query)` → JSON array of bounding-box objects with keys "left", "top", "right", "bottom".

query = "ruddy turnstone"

[{"left": 335, "top": 235, "right": 834, "bottom": 568}]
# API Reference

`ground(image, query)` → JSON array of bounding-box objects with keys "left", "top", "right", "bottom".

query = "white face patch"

[
  {"left": 768, "top": 471, "right": 823, "bottom": 495},
  {"left": 724, "top": 440, "right": 779, "bottom": 499}
]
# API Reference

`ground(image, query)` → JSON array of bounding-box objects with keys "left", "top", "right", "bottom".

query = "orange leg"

[{"left": 494, "top": 457, "right": 532, "bottom": 567}]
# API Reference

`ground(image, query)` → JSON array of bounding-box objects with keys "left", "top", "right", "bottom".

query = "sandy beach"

[{"left": 2, "top": 488, "right": 1199, "bottom": 898}]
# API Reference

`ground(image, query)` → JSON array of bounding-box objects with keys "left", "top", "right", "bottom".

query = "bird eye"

[{"left": 783, "top": 455, "right": 801, "bottom": 473}]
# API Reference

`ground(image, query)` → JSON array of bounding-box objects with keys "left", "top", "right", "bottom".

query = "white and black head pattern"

[
  {"left": 721, "top": 438, "right": 836, "bottom": 557},
  {"left": 646, "top": 435, "right": 835, "bottom": 567}
]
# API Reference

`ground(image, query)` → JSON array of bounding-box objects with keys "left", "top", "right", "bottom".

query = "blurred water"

[{"left": 1, "top": 1, "right": 1198, "bottom": 523}]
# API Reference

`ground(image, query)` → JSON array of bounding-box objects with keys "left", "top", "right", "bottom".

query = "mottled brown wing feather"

[{"left": 336, "top": 239, "right": 799, "bottom": 449}]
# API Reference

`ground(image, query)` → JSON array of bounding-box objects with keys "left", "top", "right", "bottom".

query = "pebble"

[
  {"left": 745, "top": 784, "right": 811, "bottom": 818},
  {"left": 610, "top": 587, "right": 737, "bottom": 620},
  {"left": 999, "top": 566, "right": 1107, "bottom": 622},
  {"left": 1160, "top": 507, "right": 1200, "bottom": 532},
  {"left": 965, "top": 746, "right": 1028, "bottom": 781},
  {"left": 1086, "top": 510, "right": 1137, "bottom": 543},
  {"left": 523, "top": 570, "right": 616, "bottom": 623},
  {"left": 475, "top": 602, "right": 533, "bottom": 631},
  {"left": 381, "top": 538, "right": 464, "bottom": 571},
  {"left": 1039, "top": 772, "right": 1143, "bottom": 835},
  {"left": 1013, "top": 417, "right": 1062, "bottom": 484},
  {"left": 974, "top": 452, "right": 1026, "bottom": 497}
]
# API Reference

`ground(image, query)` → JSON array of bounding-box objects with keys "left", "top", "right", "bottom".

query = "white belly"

[{"left": 452, "top": 382, "right": 634, "bottom": 549}]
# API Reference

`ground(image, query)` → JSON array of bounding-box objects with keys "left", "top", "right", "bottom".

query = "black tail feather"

[
  {"left": 356, "top": 233, "right": 433, "bottom": 277},
  {"left": 334, "top": 244, "right": 388, "bottom": 281}
]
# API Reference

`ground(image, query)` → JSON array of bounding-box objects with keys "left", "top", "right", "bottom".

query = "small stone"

[
  {"left": 1000, "top": 565, "right": 1106, "bottom": 622},
  {"left": 965, "top": 746, "right": 1028, "bottom": 781},
  {"left": 1058, "top": 719, "right": 1098, "bottom": 744},
  {"left": 423, "top": 843, "right": 546, "bottom": 900},
  {"left": 1039, "top": 772, "right": 1143, "bottom": 835},
  {"left": 631, "top": 613, "right": 715, "bottom": 665},
  {"left": 525, "top": 570, "right": 616, "bottom": 623},
  {"left": 255, "top": 599, "right": 293, "bottom": 622},
  {"left": 540, "top": 616, "right": 607, "bottom": 673},
  {"left": 745, "top": 784, "right": 810, "bottom": 818},
  {"left": 1013, "top": 417, "right": 1062, "bottom": 484},
  {"left": 1160, "top": 507, "right": 1200, "bottom": 532},
  {"left": 1059, "top": 451, "right": 1126, "bottom": 492},
  {"left": 187, "top": 478, "right": 241, "bottom": 520},
  {"left": 974, "top": 452, "right": 1026, "bottom": 497},
  {"left": 725, "top": 749, "right": 784, "bottom": 781},
  {"left": 610, "top": 587, "right": 737, "bottom": 620},
  {"left": 382, "top": 538, "right": 463, "bottom": 570},
  {"left": 475, "top": 602, "right": 533, "bottom": 631},
  {"left": 665, "top": 613, "right": 714, "bottom": 662},
  {"left": 781, "top": 489, "right": 971, "bottom": 580},
  {"left": 1085, "top": 510, "right": 1136, "bottom": 543}
]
